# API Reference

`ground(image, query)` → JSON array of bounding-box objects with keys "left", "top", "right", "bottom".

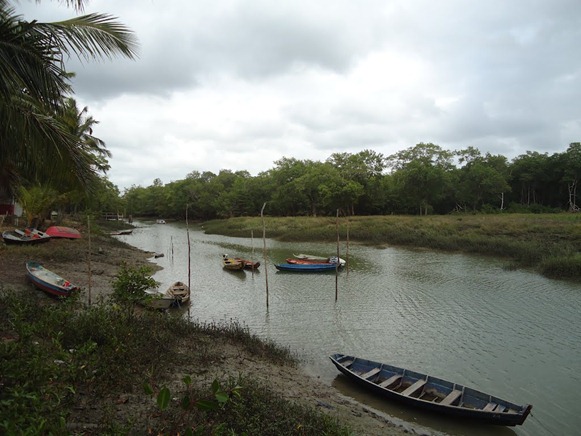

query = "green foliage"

[{"left": 110, "top": 262, "right": 159, "bottom": 311}]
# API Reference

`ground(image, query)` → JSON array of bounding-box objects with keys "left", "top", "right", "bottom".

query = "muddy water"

[{"left": 117, "top": 220, "right": 581, "bottom": 436}]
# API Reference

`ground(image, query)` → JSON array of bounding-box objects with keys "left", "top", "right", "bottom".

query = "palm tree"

[{"left": 0, "top": 0, "right": 137, "bottom": 195}]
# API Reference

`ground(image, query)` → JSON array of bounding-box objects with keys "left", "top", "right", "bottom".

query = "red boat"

[{"left": 45, "top": 226, "right": 81, "bottom": 239}]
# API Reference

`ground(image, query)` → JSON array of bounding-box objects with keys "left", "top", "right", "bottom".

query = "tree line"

[{"left": 120, "top": 142, "right": 581, "bottom": 220}]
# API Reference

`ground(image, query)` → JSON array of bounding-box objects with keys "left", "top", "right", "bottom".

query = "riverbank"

[
  {"left": 0, "top": 220, "right": 417, "bottom": 435},
  {"left": 202, "top": 213, "right": 581, "bottom": 280}
]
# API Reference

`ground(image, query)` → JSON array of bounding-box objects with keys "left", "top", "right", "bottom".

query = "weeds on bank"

[{"left": 0, "top": 271, "right": 346, "bottom": 435}]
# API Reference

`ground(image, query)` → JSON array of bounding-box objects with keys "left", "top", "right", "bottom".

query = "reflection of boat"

[
  {"left": 292, "top": 254, "right": 346, "bottom": 266},
  {"left": 329, "top": 353, "right": 532, "bottom": 426},
  {"left": 222, "top": 255, "right": 245, "bottom": 271},
  {"left": 274, "top": 263, "right": 338, "bottom": 272},
  {"left": 25, "top": 261, "right": 79, "bottom": 297},
  {"left": 140, "top": 289, "right": 175, "bottom": 310},
  {"left": 165, "top": 281, "right": 190, "bottom": 306},
  {"left": 45, "top": 226, "right": 81, "bottom": 239},
  {"left": 2, "top": 229, "right": 51, "bottom": 245},
  {"left": 234, "top": 258, "right": 260, "bottom": 270}
]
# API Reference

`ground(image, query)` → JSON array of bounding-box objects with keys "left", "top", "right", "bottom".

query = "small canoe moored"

[
  {"left": 140, "top": 289, "right": 175, "bottom": 310},
  {"left": 26, "top": 261, "right": 79, "bottom": 298},
  {"left": 274, "top": 263, "right": 339, "bottom": 272},
  {"left": 234, "top": 258, "right": 260, "bottom": 270},
  {"left": 222, "top": 254, "right": 245, "bottom": 271},
  {"left": 329, "top": 353, "right": 532, "bottom": 426},
  {"left": 45, "top": 226, "right": 81, "bottom": 239},
  {"left": 165, "top": 281, "right": 190, "bottom": 306}
]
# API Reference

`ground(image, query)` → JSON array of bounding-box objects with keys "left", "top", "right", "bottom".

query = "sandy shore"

[{"left": 0, "top": 228, "right": 424, "bottom": 435}]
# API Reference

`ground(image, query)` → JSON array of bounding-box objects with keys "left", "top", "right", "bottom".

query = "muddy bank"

[{"left": 0, "top": 224, "right": 422, "bottom": 435}]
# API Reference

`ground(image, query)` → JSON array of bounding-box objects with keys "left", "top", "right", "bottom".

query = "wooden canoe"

[
  {"left": 291, "top": 254, "right": 346, "bottom": 266},
  {"left": 222, "top": 255, "right": 245, "bottom": 271},
  {"left": 165, "top": 281, "right": 190, "bottom": 306},
  {"left": 274, "top": 263, "right": 338, "bottom": 272},
  {"left": 2, "top": 229, "right": 51, "bottom": 245},
  {"left": 234, "top": 258, "right": 260, "bottom": 270},
  {"left": 330, "top": 353, "right": 532, "bottom": 426},
  {"left": 26, "top": 261, "right": 79, "bottom": 298},
  {"left": 45, "top": 226, "right": 81, "bottom": 239},
  {"left": 140, "top": 289, "right": 175, "bottom": 310}
]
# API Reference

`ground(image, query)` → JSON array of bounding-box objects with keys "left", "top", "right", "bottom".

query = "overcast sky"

[{"left": 15, "top": 0, "right": 581, "bottom": 190}]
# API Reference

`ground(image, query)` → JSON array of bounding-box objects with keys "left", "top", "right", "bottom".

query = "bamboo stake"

[
  {"left": 335, "top": 209, "right": 340, "bottom": 301},
  {"left": 186, "top": 205, "right": 192, "bottom": 319},
  {"left": 346, "top": 214, "right": 350, "bottom": 277},
  {"left": 87, "top": 215, "right": 92, "bottom": 306},
  {"left": 261, "top": 202, "right": 269, "bottom": 308}
]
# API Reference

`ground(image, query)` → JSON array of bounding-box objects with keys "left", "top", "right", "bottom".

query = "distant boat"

[
  {"left": 156, "top": 219, "right": 166, "bottom": 224},
  {"left": 330, "top": 353, "right": 532, "bottom": 426},
  {"left": 45, "top": 226, "right": 81, "bottom": 239},
  {"left": 165, "top": 281, "right": 190, "bottom": 306},
  {"left": 286, "top": 256, "right": 345, "bottom": 266},
  {"left": 274, "top": 263, "right": 338, "bottom": 272},
  {"left": 234, "top": 257, "right": 260, "bottom": 270},
  {"left": 222, "top": 254, "right": 245, "bottom": 271},
  {"left": 2, "top": 229, "right": 51, "bottom": 245},
  {"left": 140, "top": 289, "right": 175, "bottom": 310},
  {"left": 25, "top": 261, "right": 79, "bottom": 298},
  {"left": 292, "top": 253, "right": 346, "bottom": 266},
  {"left": 110, "top": 229, "right": 133, "bottom": 236}
]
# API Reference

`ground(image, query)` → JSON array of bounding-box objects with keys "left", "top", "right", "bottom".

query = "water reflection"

[{"left": 116, "top": 220, "right": 581, "bottom": 436}]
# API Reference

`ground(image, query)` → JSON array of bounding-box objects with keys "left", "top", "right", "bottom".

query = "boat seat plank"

[
  {"left": 402, "top": 379, "right": 427, "bottom": 397},
  {"left": 495, "top": 405, "right": 506, "bottom": 413},
  {"left": 361, "top": 367, "right": 381, "bottom": 379},
  {"left": 342, "top": 360, "right": 354, "bottom": 368},
  {"left": 440, "top": 389, "right": 462, "bottom": 406},
  {"left": 483, "top": 402, "right": 497, "bottom": 412},
  {"left": 378, "top": 374, "right": 402, "bottom": 388}
]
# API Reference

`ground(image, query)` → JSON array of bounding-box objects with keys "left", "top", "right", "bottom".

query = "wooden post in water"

[
  {"left": 87, "top": 215, "right": 92, "bottom": 306},
  {"left": 335, "top": 209, "right": 340, "bottom": 301},
  {"left": 261, "top": 202, "right": 269, "bottom": 308},
  {"left": 346, "top": 214, "right": 350, "bottom": 276},
  {"left": 186, "top": 205, "right": 192, "bottom": 319}
]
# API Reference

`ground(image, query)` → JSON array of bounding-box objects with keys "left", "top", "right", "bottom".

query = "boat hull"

[
  {"left": 165, "top": 281, "right": 190, "bottom": 306},
  {"left": 45, "top": 226, "right": 81, "bottom": 239},
  {"left": 2, "top": 229, "right": 51, "bottom": 245},
  {"left": 275, "top": 263, "right": 338, "bottom": 272},
  {"left": 330, "top": 354, "right": 532, "bottom": 426},
  {"left": 26, "top": 261, "right": 78, "bottom": 297}
]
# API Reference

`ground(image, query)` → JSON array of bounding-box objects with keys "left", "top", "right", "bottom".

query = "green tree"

[
  {"left": 387, "top": 143, "right": 454, "bottom": 214},
  {"left": 0, "top": 0, "right": 137, "bottom": 194}
]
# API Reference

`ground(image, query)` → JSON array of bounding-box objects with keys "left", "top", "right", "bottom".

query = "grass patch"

[
  {"left": 0, "top": 290, "right": 348, "bottom": 435},
  {"left": 202, "top": 213, "right": 581, "bottom": 280}
]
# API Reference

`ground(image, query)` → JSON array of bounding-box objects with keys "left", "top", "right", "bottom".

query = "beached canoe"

[
  {"left": 45, "top": 226, "right": 81, "bottom": 239},
  {"left": 25, "top": 261, "right": 79, "bottom": 298},
  {"left": 329, "top": 353, "right": 532, "bottom": 426},
  {"left": 2, "top": 229, "right": 51, "bottom": 245}
]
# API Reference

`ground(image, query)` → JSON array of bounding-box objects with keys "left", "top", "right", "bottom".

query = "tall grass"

[{"left": 202, "top": 214, "right": 581, "bottom": 280}]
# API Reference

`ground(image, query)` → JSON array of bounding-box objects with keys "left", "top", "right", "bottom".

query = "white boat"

[
  {"left": 140, "top": 289, "right": 174, "bottom": 310},
  {"left": 156, "top": 219, "right": 166, "bottom": 224}
]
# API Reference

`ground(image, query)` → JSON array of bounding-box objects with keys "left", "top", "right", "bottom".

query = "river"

[{"left": 116, "top": 220, "right": 580, "bottom": 436}]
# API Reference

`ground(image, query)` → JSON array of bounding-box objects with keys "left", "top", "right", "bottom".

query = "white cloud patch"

[{"left": 14, "top": 0, "right": 581, "bottom": 188}]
